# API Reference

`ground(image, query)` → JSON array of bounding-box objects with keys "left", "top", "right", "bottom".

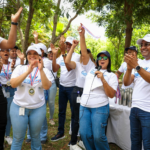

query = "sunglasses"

[{"left": 98, "top": 56, "right": 108, "bottom": 60}]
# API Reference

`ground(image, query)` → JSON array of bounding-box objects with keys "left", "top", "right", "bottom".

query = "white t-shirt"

[
  {"left": 118, "top": 62, "right": 134, "bottom": 89},
  {"left": 49, "top": 59, "right": 57, "bottom": 78},
  {"left": 57, "top": 52, "right": 80, "bottom": 87},
  {"left": 0, "top": 63, "right": 12, "bottom": 84},
  {"left": 0, "top": 37, "right": 4, "bottom": 43},
  {"left": 11, "top": 65, "right": 54, "bottom": 109},
  {"left": 132, "top": 59, "right": 150, "bottom": 112},
  {"left": 75, "top": 59, "right": 95, "bottom": 88},
  {"left": 81, "top": 68, "right": 118, "bottom": 108},
  {"left": 9, "top": 57, "right": 25, "bottom": 67},
  {"left": 43, "top": 57, "right": 52, "bottom": 71}
]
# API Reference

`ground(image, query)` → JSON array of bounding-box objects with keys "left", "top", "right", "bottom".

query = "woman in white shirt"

[
  {"left": 65, "top": 31, "right": 95, "bottom": 150},
  {"left": 77, "top": 26, "right": 118, "bottom": 150},
  {"left": 10, "top": 45, "right": 52, "bottom": 150}
]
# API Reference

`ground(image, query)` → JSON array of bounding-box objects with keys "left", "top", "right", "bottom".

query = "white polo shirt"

[
  {"left": 57, "top": 52, "right": 80, "bottom": 87},
  {"left": 11, "top": 65, "right": 54, "bottom": 109}
]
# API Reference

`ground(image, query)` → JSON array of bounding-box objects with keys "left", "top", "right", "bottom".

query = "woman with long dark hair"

[{"left": 78, "top": 26, "right": 118, "bottom": 150}]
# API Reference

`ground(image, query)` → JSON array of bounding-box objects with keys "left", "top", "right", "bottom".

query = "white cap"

[
  {"left": 26, "top": 45, "right": 42, "bottom": 55},
  {"left": 48, "top": 47, "right": 52, "bottom": 53},
  {"left": 137, "top": 34, "right": 150, "bottom": 45},
  {"left": 36, "top": 43, "right": 47, "bottom": 53},
  {"left": 65, "top": 36, "right": 74, "bottom": 44}
]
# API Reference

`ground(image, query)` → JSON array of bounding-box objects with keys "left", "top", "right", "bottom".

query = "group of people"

[{"left": 0, "top": 7, "right": 150, "bottom": 150}]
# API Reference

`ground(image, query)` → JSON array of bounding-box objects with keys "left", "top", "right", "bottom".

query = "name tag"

[
  {"left": 19, "top": 107, "right": 25, "bottom": 116},
  {"left": 77, "top": 97, "right": 81, "bottom": 103}
]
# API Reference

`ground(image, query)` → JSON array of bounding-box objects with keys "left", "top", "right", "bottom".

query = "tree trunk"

[
  {"left": 23, "top": 0, "right": 34, "bottom": 54},
  {"left": 124, "top": 0, "right": 133, "bottom": 51}
]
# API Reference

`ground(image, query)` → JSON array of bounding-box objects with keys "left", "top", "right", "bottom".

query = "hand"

[
  {"left": 27, "top": 60, "right": 38, "bottom": 74},
  {"left": 78, "top": 23, "right": 85, "bottom": 37},
  {"left": 95, "top": 71, "right": 104, "bottom": 80},
  {"left": 16, "top": 50, "right": 24, "bottom": 60},
  {"left": 124, "top": 53, "right": 138, "bottom": 69},
  {"left": 11, "top": 7, "right": 23, "bottom": 22},
  {"left": 50, "top": 43, "right": 59, "bottom": 55},
  {"left": 72, "top": 40, "right": 79, "bottom": 48},
  {"left": 11, "top": 59, "right": 16, "bottom": 68},
  {"left": 33, "top": 31, "right": 38, "bottom": 39},
  {"left": 59, "top": 35, "right": 66, "bottom": 52},
  {"left": 38, "top": 56, "right": 43, "bottom": 71}
]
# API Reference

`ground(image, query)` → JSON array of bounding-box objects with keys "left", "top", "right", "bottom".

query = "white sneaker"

[
  {"left": 5, "top": 136, "right": 13, "bottom": 145},
  {"left": 49, "top": 119, "right": 55, "bottom": 125},
  {"left": 70, "top": 144, "right": 82, "bottom": 150},
  {"left": 78, "top": 140, "right": 86, "bottom": 150}
]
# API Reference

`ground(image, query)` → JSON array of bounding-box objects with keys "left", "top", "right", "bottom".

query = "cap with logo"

[
  {"left": 65, "top": 36, "right": 75, "bottom": 44},
  {"left": 125, "top": 46, "right": 138, "bottom": 53},
  {"left": 137, "top": 34, "right": 150, "bottom": 45},
  {"left": 26, "top": 45, "right": 42, "bottom": 55}
]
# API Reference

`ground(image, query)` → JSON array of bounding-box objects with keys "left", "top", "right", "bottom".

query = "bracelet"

[
  {"left": 62, "top": 53, "right": 67, "bottom": 57},
  {"left": 11, "top": 22, "right": 18, "bottom": 25}
]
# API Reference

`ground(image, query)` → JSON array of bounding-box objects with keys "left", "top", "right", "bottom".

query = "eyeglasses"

[
  {"left": 98, "top": 56, "right": 108, "bottom": 60},
  {"left": 1, "top": 49, "right": 9, "bottom": 52},
  {"left": 140, "top": 42, "right": 150, "bottom": 48}
]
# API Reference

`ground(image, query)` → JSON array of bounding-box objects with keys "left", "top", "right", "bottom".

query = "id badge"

[
  {"left": 5, "top": 92, "right": 10, "bottom": 98},
  {"left": 19, "top": 107, "right": 25, "bottom": 116},
  {"left": 76, "top": 97, "right": 81, "bottom": 103}
]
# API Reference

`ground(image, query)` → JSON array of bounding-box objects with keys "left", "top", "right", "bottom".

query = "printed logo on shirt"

[
  {"left": 60, "top": 60, "right": 65, "bottom": 66},
  {"left": 90, "top": 69, "right": 96, "bottom": 75},
  {"left": 134, "top": 67, "right": 150, "bottom": 78},
  {"left": 0, "top": 70, "right": 12, "bottom": 78},
  {"left": 23, "top": 78, "right": 41, "bottom": 84},
  {"left": 81, "top": 70, "right": 87, "bottom": 76}
]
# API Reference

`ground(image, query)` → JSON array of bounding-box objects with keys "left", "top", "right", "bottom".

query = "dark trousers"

[
  {"left": 130, "top": 107, "right": 150, "bottom": 150},
  {"left": 0, "top": 86, "right": 7, "bottom": 150},
  {"left": 58, "top": 85, "right": 74, "bottom": 135},
  {"left": 71, "top": 86, "right": 83, "bottom": 145}
]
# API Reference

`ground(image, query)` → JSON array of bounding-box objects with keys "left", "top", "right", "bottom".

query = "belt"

[{"left": 2, "top": 84, "right": 10, "bottom": 87}]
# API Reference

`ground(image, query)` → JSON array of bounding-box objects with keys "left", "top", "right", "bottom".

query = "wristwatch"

[
  {"left": 62, "top": 53, "right": 67, "bottom": 57},
  {"left": 135, "top": 65, "right": 141, "bottom": 72}
]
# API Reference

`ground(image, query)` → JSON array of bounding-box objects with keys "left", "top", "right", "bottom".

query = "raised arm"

[
  {"left": 33, "top": 31, "right": 38, "bottom": 44},
  {"left": 38, "top": 57, "right": 51, "bottom": 90},
  {"left": 50, "top": 43, "right": 60, "bottom": 72},
  {"left": 0, "top": 7, "right": 23, "bottom": 49},
  {"left": 78, "top": 24, "right": 90, "bottom": 65},
  {"left": 65, "top": 40, "right": 79, "bottom": 69},
  {"left": 16, "top": 50, "right": 25, "bottom": 65}
]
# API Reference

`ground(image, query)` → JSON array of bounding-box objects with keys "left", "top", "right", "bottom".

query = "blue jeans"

[
  {"left": 10, "top": 102, "right": 46, "bottom": 150},
  {"left": 79, "top": 104, "right": 110, "bottom": 150},
  {"left": 2, "top": 86, "right": 16, "bottom": 136},
  {"left": 130, "top": 107, "right": 150, "bottom": 150},
  {"left": 48, "top": 82, "right": 57, "bottom": 119},
  {"left": 58, "top": 84, "right": 74, "bottom": 135}
]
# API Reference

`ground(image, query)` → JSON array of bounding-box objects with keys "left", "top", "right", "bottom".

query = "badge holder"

[
  {"left": 76, "top": 91, "right": 81, "bottom": 103},
  {"left": 19, "top": 107, "right": 25, "bottom": 116}
]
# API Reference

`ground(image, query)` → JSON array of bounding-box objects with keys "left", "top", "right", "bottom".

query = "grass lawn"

[{"left": 4, "top": 90, "right": 122, "bottom": 150}]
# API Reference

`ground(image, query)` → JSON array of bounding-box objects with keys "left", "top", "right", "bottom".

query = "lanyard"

[
  {"left": 2, "top": 63, "right": 10, "bottom": 80},
  {"left": 29, "top": 67, "right": 39, "bottom": 86}
]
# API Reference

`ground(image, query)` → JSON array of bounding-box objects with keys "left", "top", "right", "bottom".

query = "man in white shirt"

[
  {"left": 124, "top": 34, "right": 150, "bottom": 150},
  {"left": 51, "top": 36, "right": 80, "bottom": 142},
  {"left": 116, "top": 46, "right": 138, "bottom": 89},
  {"left": 9, "top": 46, "right": 25, "bottom": 67}
]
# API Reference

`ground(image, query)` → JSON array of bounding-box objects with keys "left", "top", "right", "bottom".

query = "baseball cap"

[
  {"left": 48, "top": 48, "right": 52, "bottom": 53},
  {"left": 137, "top": 34, "right": 150, "bottom": 45},
  {"left": 65, "top": 36, "right": 75, "bottom": 44},
  {"left": 97, "top": 51, "right": 110, "bottom": 58},
  {"left": 36, "top": 43, "right": 47, "bottom": 53},
  {"left": 26, "top": 45, "right": 42, "bottom": 55},
  {"left": 125, "top": 46, "right": 138, "bottom": 53}
]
